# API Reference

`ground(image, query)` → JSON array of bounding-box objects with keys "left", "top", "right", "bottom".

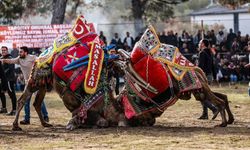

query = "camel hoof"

[
  {"left": 118, "top": 121, "right": 127, "bottom": 127},
  {"left": 148, "top": 118, "right": 156, "bottom": 126},
  {"left": 212, "top": 110, "right": 219, "bottom": 120},
  {"left": 215, "top": 123, "right": 227, "bottom": 127},
  {"left": 66, "top": 123, "right": 77, "bottom": 130},
  {"left": 227, "top": 118, "right": 235, "bottom": 124},
  {"left": 12, "top": 126, "right": 22, "bottom": 131},
  {"left": 96, "top": 118, "right": 108, "bottom": 127},
  {"left": 42, "top": 122, "right": 53, "bottom": 127}
]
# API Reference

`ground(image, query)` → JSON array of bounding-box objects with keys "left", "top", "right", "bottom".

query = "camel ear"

[{"left": 137, "top": 25, "right": 161, "bottom": 55}]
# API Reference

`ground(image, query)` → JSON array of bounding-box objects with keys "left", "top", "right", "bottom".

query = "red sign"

[{"left": 0, "top": 24, "right": 72, "bottom": 48}]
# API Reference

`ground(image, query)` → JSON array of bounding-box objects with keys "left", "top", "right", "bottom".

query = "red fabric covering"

[
  {"left": 122, "top": 95, "right": 137, "bottom": 119},
  {"left": 79, "top": 33, "right": 98, "bottom": 45},
  {"left": 53, "top": 32, "right": 102, "bottom": 91},
  {"left": 53, "top": 44, "right": 90, "bottom": 91},
  {"left": 130, "top": 45, "right": 171, "bottom": 99},
  {"left": 130, "top": 44, "right": 147, "bottom": 64}
]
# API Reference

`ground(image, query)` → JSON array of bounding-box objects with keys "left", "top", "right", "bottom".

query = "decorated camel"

[
  {"left": 12, "top": 16, "right": 127, "bottom": 131},
  {"left": 12, "top": 16, "right": 234, "bottom": 131},
  {"left": 113, "top": 26, "right": 234, "bottom": 127}
]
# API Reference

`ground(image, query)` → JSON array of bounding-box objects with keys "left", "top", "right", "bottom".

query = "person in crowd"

[
  {"left": 123, "top": 31, "right": 134, "bottom": 52},
  {"left": 197, "top": 39, "right": 218, "bottom": 119},
  {"left": 134, "top": 32, "right": 143, "bottom": 43},
  {"left": 16, "top": 73, "right": 25, "bottom": 91},
  {"left": 236, "top": 31, "right": 242, "bottom": 44},
  {"left": 166, "top": 30, "right": 178, "bottom": 47},
  {"left": 226, "top": 28, "right": 237, "bottom": 50},
  {"left": 179, "top": 31, "right": 194, "bottom": 53},
  {"left": 194, "top": 30, "right": 203, "bottom": 48},
  {"left": 0, "top": 46, "right": 49, "bottom": 124},
  {"left": 110, "top": 33, "right": 123, "bottom": 50},
  {"left": 244, "top": 41, "right": 250, "bottom": 68},
  {"left": 0, "top": 60, "right": 8, "bottom": 113},
  {"left": 180, "top": 43, "right": 193, "bottom": 62},
  {"left": 180, "top": 43, "right": 190, "bottom": 54},
  {"left": 99, "top": 31, "right": 107, "bottom": 46},
  {"left": 242, "top": 34, "right": 249, "bottom": 51},
  {"left": 231, "top": 38, "right": 241, "bottom": 54},
  {"left": 0, "top": 46, "right": 17, "bottom": 115},
  {"left": 159, "top": 31, "right": 167, "bottom": 44},
  {"left": 205, "top": 30, "right": 213, "bottom": 45},
  {"left": 216, "top": 30, "right": 225, "bottom": 46},
  {"left": 210, "top": 30, "right": 217, "bottom": 46},
  {"left": 228, "top": 62, "right": 237, "bottom": 85}
]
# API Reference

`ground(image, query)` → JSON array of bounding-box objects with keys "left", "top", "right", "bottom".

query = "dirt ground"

[{"left": 0, "top": 84, "right": 250, "bottom": 150}]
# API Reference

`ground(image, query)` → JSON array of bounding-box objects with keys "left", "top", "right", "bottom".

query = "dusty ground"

[{"left": 0, "top": 84, "right": 250, "bottom": 150}]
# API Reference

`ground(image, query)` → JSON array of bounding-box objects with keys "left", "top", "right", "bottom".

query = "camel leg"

[
  {"left": 198, "top": 79, "right": 229, "bottom": 127},
  {"left": 213, "top": 92, "right": 234, "bottom": 124},
  {"left": 193, "top": 68, "right": 228, "bottom": 127},
  {"left": 12, "top": 90, "right": 33, "bottom": 131},
  {"left": 193, "top": 89, "right": 228, "bottom": 127},
  {"left": 33, "top": 87, "right": 52, "bottom": 127},
  {"left": 217, "top": 109, "right": 227, "bottom": 127}
]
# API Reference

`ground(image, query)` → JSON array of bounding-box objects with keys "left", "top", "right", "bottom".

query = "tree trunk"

[
  {"left": 132, "top": 0, "right": 146, "bottom": 34},
  {"left": 51, "top": 0, "right": 68, "bottom": 24},
  {"left": 134, "top": 19, "right": 144, "bottom": 34}
]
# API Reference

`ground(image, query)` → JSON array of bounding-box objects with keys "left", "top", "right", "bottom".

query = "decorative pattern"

[
  {"left": 36, "top": 15, "right": 96, "bottom": 68},
  {"left": 138, "top": 25, "right": 160, "bottom": 55},
  {"left": 177, "top": 70, "right": 202, "bottom": 93},
  {"left": 154, "top": 44, "right": 175, "bottom": 62},
  {"left": 36, "top": 46, "right": 54, "bottom": 68},
  {"left": 154, "top": 43, "right": 195, "bottom": 80}
]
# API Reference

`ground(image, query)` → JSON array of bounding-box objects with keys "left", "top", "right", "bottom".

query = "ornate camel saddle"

[
  {"left": 122, "top": 26, "right": 202, "bottom": 119},
  {"left": 37, "top": 15, "right": 104, "bottom": 94}
]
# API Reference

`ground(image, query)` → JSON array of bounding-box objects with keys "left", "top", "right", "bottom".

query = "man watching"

[
  {"left": 1, "top": 46, "right": 49, "bottom": 124},
  {"left": 197, "top": 39, "right": 218, "bottom": 119},
  {"left": 0, "top": 46, "right": 17, "bottom": 115}
]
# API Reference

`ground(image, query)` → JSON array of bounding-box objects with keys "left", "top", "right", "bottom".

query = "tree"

[
  {"left": 0, "top": 0, "right": 24, "bottom": 24},
  {"left": 218, "top": 0, "right": 249, "bottom": 9},
  {"left": 131, "top": 0, "right": 189, "bottom": 33},
  {"left": 0, "top": 0, "right": 68, "bottom": 24},
  {"left": 51, "top": 0, "right": 68, "bottom": 24}
]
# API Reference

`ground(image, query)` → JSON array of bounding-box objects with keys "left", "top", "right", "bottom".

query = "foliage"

[
  {"left": 131, "top": 0, "right": 189, "bottom": 23},
  {"left": 0, "top": 0, "right": 53, "bottom": 24},
  {"left": 174, "top": 0, "right": 210, "bottom": 16},
  {"left": 218, "top": 0, "right": 250, "bottom": 9},
  {"left": 0, "top": 0, "right": 24, "bottom": 24},
  {"left": 23, "top": 0, "right": 52, "bottom": 16}
]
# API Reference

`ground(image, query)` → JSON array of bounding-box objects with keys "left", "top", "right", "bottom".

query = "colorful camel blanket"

[
  {"left": 46, "top": 15, "right": 104, "bottom": 94},
  {"left": 36, "top": 15, "right": 96, "bottom": 68},
  {"left": 53, "top": 36, "right": 104, "bottom": 93}
]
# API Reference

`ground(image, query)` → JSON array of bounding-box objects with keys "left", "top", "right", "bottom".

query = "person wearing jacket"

[
  {"left": 0, "top": 59, "right": 8, "bottom": 113},
  {"left": 198, "top": 39, "right": 218, "bottom": 119},
  {"left": 0, "top": 46, "right": 17, "bottom": 115}
]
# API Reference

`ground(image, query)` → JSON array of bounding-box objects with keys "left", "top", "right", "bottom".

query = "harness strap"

[{"left": 126, "top": 75, "right": 163, "bottom": 112}]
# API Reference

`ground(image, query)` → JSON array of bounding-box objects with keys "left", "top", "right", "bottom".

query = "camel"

[
  {"left": 12, "top": 44, "right": 128, "bottom": 131},
  {"left": 112, "top": 25, "right": 234, "bottom": 127}
]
